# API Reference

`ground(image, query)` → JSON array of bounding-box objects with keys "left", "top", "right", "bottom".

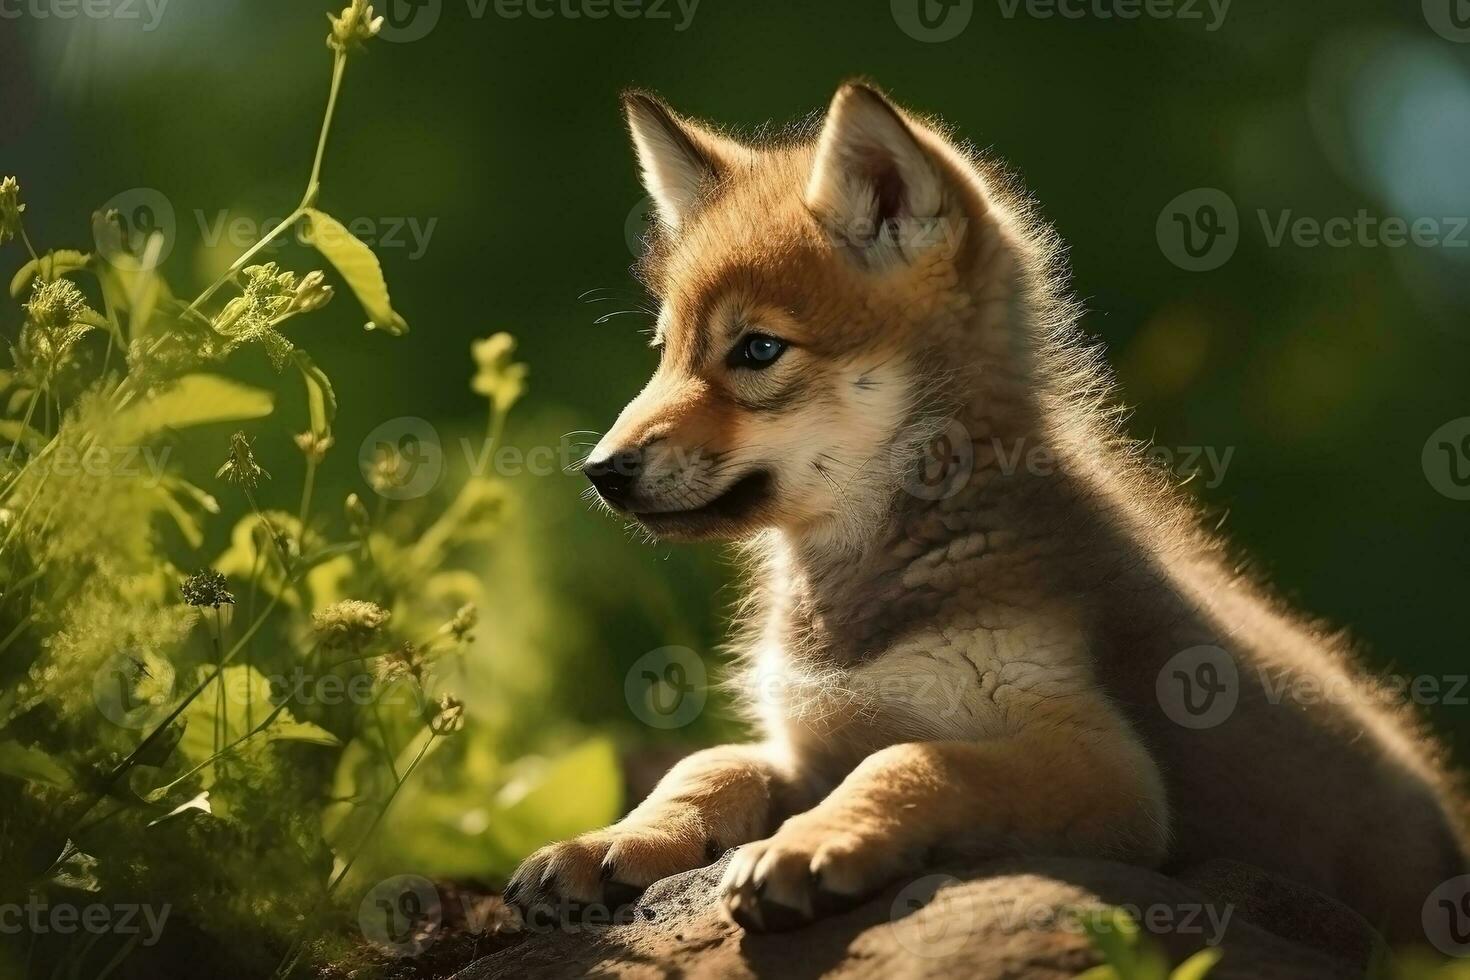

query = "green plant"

[
  {"left": 1390, "top": 955, "right": 1470, "bottom": 979},
  {"left": 0, "top": 4, "right": 618, "bottom": 977},
  {"left": 1076, "top": 908, "right": 1221, "bottom": 980}
]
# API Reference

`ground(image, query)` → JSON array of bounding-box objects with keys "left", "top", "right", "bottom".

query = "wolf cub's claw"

[
  {"left": 718, "top": 823, "right": 895, "bottom": 932},
  {"left": 505, "top": 821, "right": 715, "bottom": 919}
]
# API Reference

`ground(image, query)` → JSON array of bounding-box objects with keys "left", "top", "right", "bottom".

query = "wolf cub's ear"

[
  {"left": 806, "top": 83, "right": 956, "bottom": 265},
  {"left": 622, "top": 91, "right": 742, "bottom": 232}
]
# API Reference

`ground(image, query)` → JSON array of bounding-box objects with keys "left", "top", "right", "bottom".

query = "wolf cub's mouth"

[{"left": 631, "top": 470, "right": 773, "bottom": 534}]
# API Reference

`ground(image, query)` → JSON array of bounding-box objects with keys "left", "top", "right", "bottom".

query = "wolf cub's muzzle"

[
  {"left": 583, "top": 441, "right": 773, "bottom": 539},
  {"left": 582, "top": 449, "right": 642, "bottom": 508}
]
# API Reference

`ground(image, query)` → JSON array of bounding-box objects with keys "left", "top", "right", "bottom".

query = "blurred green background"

[{"left": 4, "top": 0, "right": 1469, "bottom": 868}]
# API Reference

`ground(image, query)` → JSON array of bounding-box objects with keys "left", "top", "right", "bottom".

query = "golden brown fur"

[{"left": 507, "top": 81, "right": 1468, "bottom": 943}]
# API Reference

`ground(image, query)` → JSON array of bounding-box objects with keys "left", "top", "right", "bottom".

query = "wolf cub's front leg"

[
  {"left": 720, "top": 699, "right": 1171, "bottom": 932},
  {"left": 506, "top": 743, "right": 794, "bottom": 910}
]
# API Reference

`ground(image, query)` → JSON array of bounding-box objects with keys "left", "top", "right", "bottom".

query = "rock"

[{"left": 452, "top": 854, "right": 1376, "bottom": 979}]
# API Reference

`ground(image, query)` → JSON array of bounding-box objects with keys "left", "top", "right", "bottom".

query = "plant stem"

[
  {"left": 152, "top": 700, "right": 290, "bottom": 797},
  {"left": 298, "top": 457, "right": 317, "bottom": 529},
  {"left": 93, "top": 932, "right": 144, "bottom": 980},
  {"left": 212, "top": 605, "right": 227, "bottom": 757},
  {"left": 488, "top": 403, "right": 508, "bottom": 458},
  {"left": 0, "top": 563, "right": 45, "bottom": 616},
  {"left": 246, "top": 546, "right": 263, "bottom": 730},
  {"left": 303, "top": 51, "right": 347, "bottom": 210},
  {"left": 185, "top": 209, "right": 304, "bottom": 317},
  {"left": 331, "top": 730, "right": 438, "bottom": 894},
  {"left": 0, "top": 611, "right": 34, "bottom": 654},
  {"left": 70, "top": 590, "right": 285, "bottom": 828},
  {"left": 18, "top": 224, "right": 40, "bottom": 265},
  {"left": 0, "top": 462, "right": 54, "bottom": 559},
  {"left": 271, "top": 729, "right": 439, "bottom": 980},
  {"left": 185, "top": 47, "right": 346, "bottom": 321},
  {"left": 370, "top": 698, "right": 399, "bottom": 783},
  {"left": 242, "top": 485, "right": 293, "bottom": 574},
  {"left": 7, "top": 388, "right": 41, "bottom": 463}
]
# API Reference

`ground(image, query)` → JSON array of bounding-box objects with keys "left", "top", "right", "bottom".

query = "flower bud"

[
  {"left": 345, "top": 492, "right": 371, "bottom": 534},
  {"left": 293, "top": 270, "right": 334, "bottom": 313},
  {"left": 293, "top": 431, "right": 335, "bottom": 464},
  {"left": 0, "top": 176, "right": 24, "bottom": 246},
  {"left": 327, "top": 0, "right": 384, "bottom": 52},
  {"left": 215, "top": 296, "right": 250, "bottom": 333},
  {"left": 430, "top": 694, "right": 465, "bottom": 735}
]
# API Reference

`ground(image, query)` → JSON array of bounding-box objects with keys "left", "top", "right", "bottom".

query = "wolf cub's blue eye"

[{"left": 732, "top": 333, "right": 787, "bottom": 370}]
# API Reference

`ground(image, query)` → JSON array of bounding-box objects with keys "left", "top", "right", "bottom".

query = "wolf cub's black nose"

[{"left": 583, "top": 450, "right": 642, "bottom": 505}]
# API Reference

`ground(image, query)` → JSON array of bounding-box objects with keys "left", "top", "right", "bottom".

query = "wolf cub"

[{"left": 507, "top": 82, "right": 1467, "bottom": 939}]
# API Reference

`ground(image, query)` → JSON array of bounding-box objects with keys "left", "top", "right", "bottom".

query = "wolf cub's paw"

[
  {"left": 505, "top": 815, "right": 718, "bottom": 913},
  {"left": 719, "top": 817, "right": 906, "bottom": 932}
]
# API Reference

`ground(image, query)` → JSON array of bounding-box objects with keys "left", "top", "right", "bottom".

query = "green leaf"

[
  {"left": 119, "top": 373, "right": 274, "bottom": 440},
  {"left": 484, "top": 738, "right": 622, "bottom": 860},
  {"left": 154, "top": 477, "right": 220, "bottom": 550},
  {"left": 7, "top": 387, "right": 34, "bottom": 416},
  {"left": 268, "top": 718, "right": 343, "bottom": 747},
  {"left": 88, "top": 255, "right": 172, "bottom": 345},
  {"left": 215, "top": 513, "right": 308, "bottom": 608},
  {"left": 305, "top": 554, "right": 355, "bottom": 610},
  {"left": 323, "top": 736, "right": 398, "bottom": 851},
  {"left": 301, "top": 208, "right": 408, "bottom": 335},
  {"left": 1170, "top": 948, "right": 1222, "bottom": 980},
  {"left": 9, "top": 250, "right": 91, "bottom": 298},
  {"left": 180, "top": 665, "right": 340, "bottom": 774},
  {"left": 294, "top": 350, "right": 337, "bottom": 439},
  {"left": 0, "top": 740, "right": 73, "bottom": 788},
  {"left": 155, "top": 488, "right": 205, "bottom": 549},
  {"left": 323, "top": 716, "right": 441, "bottom": 864},
  {"left": 130, "top": 233, "right": 169, "bottom": 329},
  {"left": 0, "top": 419, "right": 46, "bottom": 454},
  {"left": 147, "top": 790, "right": 213, "bottom": 827},
  {"left": 49, "top": 843, "right": 101, "bottom": 892},
  {"left": 1079, "top": 908, "right": 1146, "bottom": 980}
]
